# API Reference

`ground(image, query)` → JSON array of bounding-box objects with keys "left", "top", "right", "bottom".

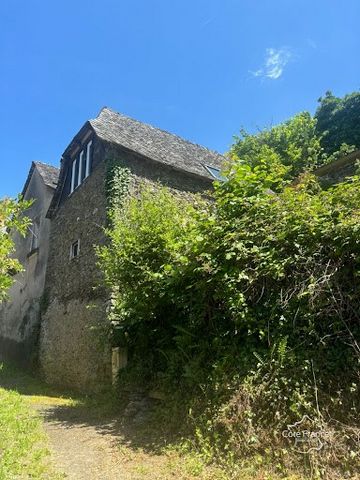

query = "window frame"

[
  {"left": 85, "top": 140, "right": 92, "bottom": 179},
  {"left": 70, "top": 158, "right": 77, "bottom": 194},
  {"left": 69, "top": 139, "right": 93, "bottom": 195},
  {"left": 70, "top": 239, "right": 80, "bottom": 260},
  {"left": 29, "top": 217, "right": 40, "bottom": 253},
  {"left": 204, "top": 164, "right": 226, "bottom": 181}
]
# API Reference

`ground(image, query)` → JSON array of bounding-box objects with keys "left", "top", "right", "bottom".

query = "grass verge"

[
  {"left": 0, "top": 362, "right": 305, "bottom": 479},
  {"left": 0, "top": 384, "right": 62, "bottom": 479}
]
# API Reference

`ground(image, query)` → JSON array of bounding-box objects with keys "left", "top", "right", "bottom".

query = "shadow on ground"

[
  {"left": 0, "top": 362, "right": 182, "bottom": 456},
  {"left": 0, "top": 362, "right": 71, "bottom": 398}
]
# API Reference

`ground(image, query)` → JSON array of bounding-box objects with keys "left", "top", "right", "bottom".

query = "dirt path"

[
  {"left": 34, "top": 403, "right": 124, "bottom": 479},
  {"left": 0, "top": 365, "right": 226, "bottom": 480},
  {"left": 33, "top": 399, "right": 223, "bottom": 480},
  {"left": 29, "top": 397, "right": 179, "bottom": 480}
]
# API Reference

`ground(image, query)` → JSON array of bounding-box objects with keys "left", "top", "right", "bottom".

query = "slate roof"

[
  {"left": 89, "top": 107, "right": 225, "bottom": 179},
  {"left": 22, "top": 162, "right": 59, "bottom": 197},
  {"left": 35, "top": 162, "right": 60, "bottom": 188}
]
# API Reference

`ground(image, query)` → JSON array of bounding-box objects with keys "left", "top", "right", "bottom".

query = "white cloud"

[{"left": 252, "top": 47, "right": 292, "bottom": 80}]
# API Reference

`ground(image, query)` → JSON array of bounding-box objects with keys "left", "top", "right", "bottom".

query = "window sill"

[{"left": 69, "top": 175, "right": 91, "bottom": 197}]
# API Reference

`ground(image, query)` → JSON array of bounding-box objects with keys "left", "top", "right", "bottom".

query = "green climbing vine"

[{"left": 105, "top": 159, "right": 131, "bottom": 217}]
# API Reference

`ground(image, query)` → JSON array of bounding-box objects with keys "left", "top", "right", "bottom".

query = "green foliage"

[
  {"left": 230, "top": 112, "right": 323, "bottom": 180},
  {"left": 99, "top": 160, "right": 360, "bottom": 476},
  {"left": 97, "top": 185, "right": 200, "bottom": 356},
  {"left": 0, "top": 197, "right": 32, "bottom": 300},
  {"left": 105, "top": 160, "right": 131, "bottom": 218},
  {"left": 230, "top": 91, "right": 360, "bottom": 181},
  {"left": 99, "top": 95, "right": 360, "bottom": 476},
  {"left": 315, "top": 90, "right": 360, "bottom": 154}
]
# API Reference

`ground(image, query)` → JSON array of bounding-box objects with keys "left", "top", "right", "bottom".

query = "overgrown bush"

[{"left": 98, "top": 160, "right": 360, "bottom": 478}]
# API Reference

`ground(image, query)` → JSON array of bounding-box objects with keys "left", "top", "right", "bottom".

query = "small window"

[
  {"left": 70, "top": 240, "right": 80, "bottom": 259},
  {"left": 9, "top": 267, "right": 18, "bottom": 277},
  {"left": 204, "top": 165, "right": 226, "bottom": 181}
]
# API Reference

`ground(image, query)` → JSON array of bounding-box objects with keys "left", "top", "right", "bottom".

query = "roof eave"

[
  {"left": 21, "top": 162, "right": 37, "bottom": 198},
  {"left": 62, "top": 121, "right": 95, "bottom": 159}
]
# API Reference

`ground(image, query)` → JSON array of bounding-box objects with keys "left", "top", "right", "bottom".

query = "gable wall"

[
  {"left": 40, "top": 137, "right": 213, "bottom": 392},
  {"left": 40, "top": 155, "right": 109, "bottom": 392}
]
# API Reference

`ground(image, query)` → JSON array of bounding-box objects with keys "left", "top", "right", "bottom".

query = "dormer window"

[{"left": 70, "top": 140, "right": 93, "bottom": 194}]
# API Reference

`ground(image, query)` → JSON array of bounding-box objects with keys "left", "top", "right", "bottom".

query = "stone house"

[
  {"left": 0, "top": 162, "right": 59, "bottom": 367},
  {"left": 3, "top": 110, "right": 357, "bottom": 392},
  {"left": 38, "top": 107, "right": 225, "bottom": 392}
]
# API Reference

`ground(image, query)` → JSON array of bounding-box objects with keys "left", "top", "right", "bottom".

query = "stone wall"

[
  {"left": 40, "top": 136, "right": 214, "bottom": 392},
  {"left": 315, "top": 150, "right": 360, "bottom": 186},
  {"left": 40, "top": 158, "right": 110, "bottom": 392},
  {"left": 102, "top": 142, "right": 213, "bottom": 196},
  {"left": 0, "top": 169, "right": 54, "bottom": 367}
]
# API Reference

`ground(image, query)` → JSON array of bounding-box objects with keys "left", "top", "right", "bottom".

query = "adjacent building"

[
  {"left": 315, "top": 149, "right": 360, "bottom": 185},
  {"left": 0, "top": 162, "right": 59, "bottom": 367}
]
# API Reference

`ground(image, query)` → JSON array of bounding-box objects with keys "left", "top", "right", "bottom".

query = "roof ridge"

[
  {"left": 33, "top": 161, "right": 59, "bottom": 170},
  {"left": 89, "top": 106, "right": 224, "bottom": 180},
  {"left": 21, "top": 162, "right": 59, "bottom": 198},
  {"left": 97, "top": 106, "right": 224, "bottom": 159}
]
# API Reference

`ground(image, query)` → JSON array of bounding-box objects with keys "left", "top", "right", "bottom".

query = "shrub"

[{"left": 99, "top": 163, "right": 360, "bottom": 478}]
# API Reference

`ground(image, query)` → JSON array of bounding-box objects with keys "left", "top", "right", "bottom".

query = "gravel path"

[
  {"left": 37, "top": 404, "right": 124, "bottom": 479},
  {"left": 0, "top": 367, "right": 221, "bottom": 480}
]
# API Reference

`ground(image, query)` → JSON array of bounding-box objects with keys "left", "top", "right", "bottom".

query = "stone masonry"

[{"left": 39, "top": 107, "right": 224, "bottom": 392}]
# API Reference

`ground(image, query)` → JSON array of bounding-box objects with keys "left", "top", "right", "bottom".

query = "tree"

[
  {"left": 230, "top": 112, "right": 323, "bottom": 181},
  {"left": 0, "top": 198, "right": 31, "bottom": 300},
  {"left": 315, "top": 90, "right": 360, "bottom": 154}
]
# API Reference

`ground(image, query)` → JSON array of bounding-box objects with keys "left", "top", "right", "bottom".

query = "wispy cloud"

[{"left": 251, "top": 47, "right": 292, "bottom": 80}]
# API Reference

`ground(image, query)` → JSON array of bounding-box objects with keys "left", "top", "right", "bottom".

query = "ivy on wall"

[{"left": 105, "top": 159, "right": 131, "bottom": 218}]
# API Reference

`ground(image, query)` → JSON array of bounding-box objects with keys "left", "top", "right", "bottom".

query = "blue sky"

[{"left": 1, "top": 0, "right": 359, "bottom": 197}]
